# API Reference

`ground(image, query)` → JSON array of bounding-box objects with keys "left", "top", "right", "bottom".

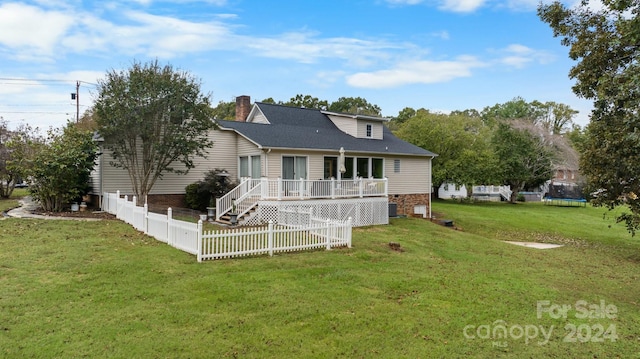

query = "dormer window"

[{"left": 366, "top": 124, "right": 372, "bottom": 138}]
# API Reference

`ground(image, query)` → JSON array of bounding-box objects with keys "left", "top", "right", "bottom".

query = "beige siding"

[
  {"left": 356, "top": 121, "right": 383, "bottom": 140},
  {"left": 385, "top": 156, "right": 431, "bottom": 195},
  {"left": 92, "top": 126, "right": 432, "bottom": 196},
  {"left": 92, "top": 129, "right": 240, "bottom": 196},
  {"left": 250, "top": 112, "right": 269, "bottom": 124},
  {"left": 247, "top": 107, "right": 270, "bottom": 124},
  {"left": 326, "top": 115, "right": 357, "bottom": 136},
  {"left": 265, "top": 149, "right": 431, "bottom": 195},
  {"left": 236, "top": 136, "right": 259, "bottom": 157}
]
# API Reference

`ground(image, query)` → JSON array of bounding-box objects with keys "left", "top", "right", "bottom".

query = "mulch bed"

[{"left": 31, "top": 208, "right": 116, "bottom": 220}]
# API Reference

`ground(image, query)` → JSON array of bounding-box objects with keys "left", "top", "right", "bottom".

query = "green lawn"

[
  {"left": 0, "top": 188, "right": 28, "bottom": 212},
  {"left": 1, "top": 197, "right": 639, "bottom": 358}
]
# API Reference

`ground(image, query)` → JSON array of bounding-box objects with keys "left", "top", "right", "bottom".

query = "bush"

[
  {"left": 185, "top": 182, "right": 208, "bottom": 211},
  {"left": 28, "top": 124, "right": 98, "bottom": 212},
  {"left": 184, "top": 169, "right": 237, "bottom": 211},
  {"left": 516, "top": 193, "right": 526, "bottom": 202}
]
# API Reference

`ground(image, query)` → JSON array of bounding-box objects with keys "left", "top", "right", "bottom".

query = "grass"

[
  {"left": 0, "top": 188, "right": 28, "bottom": 212},
  {"left": 1, "top": 197, "right": 639, "bottom": 358}
]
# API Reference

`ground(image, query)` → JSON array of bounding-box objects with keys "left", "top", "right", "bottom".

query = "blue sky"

[{"left": 0, "top": 0, "right": 596, "bottom": 131}]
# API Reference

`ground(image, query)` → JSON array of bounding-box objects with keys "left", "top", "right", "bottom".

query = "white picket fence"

[{"left": 102, "top": 191, "right": 352, "bottom": 262}]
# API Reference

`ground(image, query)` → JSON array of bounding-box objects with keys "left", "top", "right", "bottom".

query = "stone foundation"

[{"left": 388, "top": 193, "right": 431, "bottom": 217}]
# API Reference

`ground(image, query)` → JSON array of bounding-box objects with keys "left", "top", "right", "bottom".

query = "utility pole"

[
  {"left": 76, "top": 81, "right": 80, "bottom": 123},
  {"left": 71, "top": 81, "right": 80, "bottom": 123}
]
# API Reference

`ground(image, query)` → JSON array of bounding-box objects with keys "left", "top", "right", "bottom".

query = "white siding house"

[{"left": 91, "top": 98, "right": 436, "bottom": 226}]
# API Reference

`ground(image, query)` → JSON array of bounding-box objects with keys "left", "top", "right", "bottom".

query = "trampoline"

[{"left": 543, "top": 184, "right": 587, "bottom": 207}]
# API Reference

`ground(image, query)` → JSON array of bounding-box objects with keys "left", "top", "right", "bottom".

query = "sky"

[{"left": 0, "top": 0, "right": 598, "bottom": 131}]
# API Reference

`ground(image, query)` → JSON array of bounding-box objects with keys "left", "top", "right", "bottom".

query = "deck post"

[
  {"left": 277, "top": 178, "right": 282, "bottom": 201},
  {"left": 331, "top": 178, "right": 335, "bottom": 199},
  {"left": 299, "top": 178, "right": 305, "bottom": 200},
  {"left": 261, "top": 176, "right": 268, "bottom": 199}
]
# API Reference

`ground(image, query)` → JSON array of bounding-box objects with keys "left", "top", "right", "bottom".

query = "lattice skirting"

[{"left": 245, "top": 197, "right": 389, "bottom": 227}]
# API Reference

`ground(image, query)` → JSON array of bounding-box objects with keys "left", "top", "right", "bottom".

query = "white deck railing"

[
  {"left": 472, "top": 185, "right": 512, "bottom": 201},
  {"left": 216, "top": 177, "right": 388, "bottom": 221},
  {"left": 103, "top": 191, "right": 352, "bottom": 262}
]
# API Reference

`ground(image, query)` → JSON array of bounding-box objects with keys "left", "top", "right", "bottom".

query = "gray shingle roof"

[{"left": 217, "top": 102, "right": 436, "bottom": 157}]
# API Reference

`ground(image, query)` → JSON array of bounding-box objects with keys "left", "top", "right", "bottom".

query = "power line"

[
  {"left": 1, "top": 111, "right": 70, "bottom": 114},
  {"left": 0, "top": 78, "right": 98, "bottom": 86},
  {"left": 0, "top": 77, "right": 73, "bottom": 82}
]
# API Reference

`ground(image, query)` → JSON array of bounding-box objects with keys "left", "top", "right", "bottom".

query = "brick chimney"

[{"left": 235, "top": 95, "right": 251, "bottom": 122}]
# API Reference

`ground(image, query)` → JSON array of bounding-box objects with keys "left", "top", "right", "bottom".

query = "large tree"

[
  {"left": 94, "top": 60, "right": 215, "bottom": 204},
  {"left": 283, "top": 94, "right": 329, "bottom": 110},
  {"left": 481, "top": 97, "right": 577, "bottom": 133},
  {"left": 211, "top": 100, "right": 236, "bottom": 120},
  {"left": 481, "top": 97, "right": 537, "bottom": 126},
  {"left": 492, "top": 122, "right": 554, "bottom": 202},
  {"left": 538, "top": 1, "right": 640, "bottom": 232},
  {"left": 395, "top": 110, "right": 497, "bottom": 197},
  {"left": 0, "top": 121, "right": 42, "bottom": 198},
  {"left": 531, "top": 100, "right": 578, "bottom": 135},
  {"left": 328, "top": 96, "right": 382, "bottom": 116}
]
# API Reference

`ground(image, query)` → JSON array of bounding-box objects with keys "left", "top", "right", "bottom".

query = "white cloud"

[
  {"left": 0, "top": 3, "right": 75, "bottom": 57},
  {"left": 119, "top": 11, "right": 232, "bottom": 57},
  {"left": 310, "top": 71, "right": 346, "bottom": 88},
  {"left": 438, "top": 0, "right": 487, "bottom": 12},
  {"left": 570, "top": 0, "right": 605, "bottom": 12},
  {"left": 346, "top": 56, "right": 485, "bottom": 88},
  {"left": 385, "top": 0, "right": 425, "bottom": 5},
  {"left": 0, "top": 2, "right": 400, "bottom": 64},
  {"left": 498, "top": 44, "right": 554, "bottom": 68},
  {"left": 431, "top": 30, "right": 450, "bottom": 40},
  {"left": 244, "top": 32, "right": 400, "bottom": 66},
  {"left": 503, "top": 0, "right": 541, "bottom": 11}
]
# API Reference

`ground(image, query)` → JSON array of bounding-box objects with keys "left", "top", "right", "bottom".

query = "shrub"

[
  {"left": 516, "top": 193, "right": 526, "bottom": 202},
  {"left": 184, "top": 169, "right": 237, "bottom": 211},
  {"left": 185, "top": 182, "right": 207, "bottom": 211},
  {"left": 28, "top": 124, "right": 98, "bottom": 212}
]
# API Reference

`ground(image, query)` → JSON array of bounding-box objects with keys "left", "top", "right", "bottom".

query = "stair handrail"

[
  {"left": 233, "top": 183, "right": 263, "bottom": 219},
  {"left": 216, "top": 177, "right": 254, "bottom": 221}
]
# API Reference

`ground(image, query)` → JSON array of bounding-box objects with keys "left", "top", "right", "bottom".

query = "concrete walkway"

[
  {"left": 504, "top": 241, "right": 564, "bottom": 249},
  {"left": 4, "top": 196, "right": 101, "bottom": 221}
]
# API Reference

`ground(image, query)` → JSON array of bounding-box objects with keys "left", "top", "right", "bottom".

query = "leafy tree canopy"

[
  {"left": 328, "top": 96, "right": 382, "bottom": 116},
  {"left": 94, "top": 60, "right": 216, "bottom": 204},
  {"left": 395, "top": 110, "right": 497, "bottom": 196},
  {"left": 28, "top": 124, "right": 98, "bottom": 212},
  {"left": 538, "top": 0, "right": 640, "bottom": 233},
  {"left": 492, "top": 122, "right": 555, "bottom": 202},
  {"left": 211, "top": 100, "right": 236, "bottom": 120},
  {"left": 283, "top": 94, "right": 329, "bottom": 110},
  {"left": 0, "top": 120, "right": 43, "bottom": 198},
  {"left": 481, "top": 97, "right": 578, "bottom": 134}
]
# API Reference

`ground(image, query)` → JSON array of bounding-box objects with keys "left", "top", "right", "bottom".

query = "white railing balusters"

[{"left": 102, "top": 191, "right": 353, "bottom": 262}]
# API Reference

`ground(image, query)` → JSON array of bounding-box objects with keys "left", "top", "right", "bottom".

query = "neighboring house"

[
  {"left": 90, "top": 96, "right": 436, "bottom": 226},
  {"left": 438, "top": 183, "right": 468, "bottom": 199}
]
